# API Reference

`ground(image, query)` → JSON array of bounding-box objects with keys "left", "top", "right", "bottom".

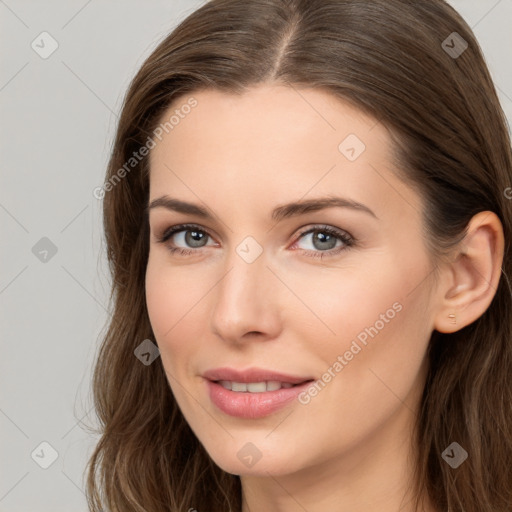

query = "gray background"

[{"left": 1, "top": 1, "right": 511, "bottom": 511}]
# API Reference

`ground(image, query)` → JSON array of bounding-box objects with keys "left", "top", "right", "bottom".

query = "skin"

[{"left": 145, "top": 84, "right": 504, "bottom": 512}]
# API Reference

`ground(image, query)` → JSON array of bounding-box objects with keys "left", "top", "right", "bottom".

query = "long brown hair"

[{"left": 84, "top": 1, "right": 512, "bottom": 510}]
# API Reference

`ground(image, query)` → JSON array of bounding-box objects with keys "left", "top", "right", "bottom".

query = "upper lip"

[{"left": 203, "top": 367, "right": 314, "bottom": 385}]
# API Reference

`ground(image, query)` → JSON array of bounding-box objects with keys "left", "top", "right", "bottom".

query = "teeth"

[
  {"left": 231, "top": 382, "right": 247, "bottom": 392},
  {"left": 266, "top": 380, "right": 282, "bottom": 391},
  {"left": 217, "top": 380, "right": 298, "bottom": 392},
  {"left": 247, "top": 382, "right": 267, "bottom": 392}
]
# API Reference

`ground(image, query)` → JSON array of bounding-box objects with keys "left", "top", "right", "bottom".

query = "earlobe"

[{"left": 433, "top": 211, "right": 504, "bottom": 334}]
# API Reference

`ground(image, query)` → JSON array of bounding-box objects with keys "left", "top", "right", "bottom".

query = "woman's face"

[{"left": 145, "top": 84, "right": 438, "bottom": 477}]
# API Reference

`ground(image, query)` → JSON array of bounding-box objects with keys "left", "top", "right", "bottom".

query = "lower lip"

[{"left": 205, "top": 379, "right": 313, "bottom": 419}]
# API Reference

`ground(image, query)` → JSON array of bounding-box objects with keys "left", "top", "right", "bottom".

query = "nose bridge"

[{"left": 210, "top": 246, "right": 278, "bottom": 340}]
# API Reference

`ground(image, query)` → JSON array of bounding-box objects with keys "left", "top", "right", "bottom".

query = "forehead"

[{"left": 148, "top": 84, "right": 422, "bottom": 224}]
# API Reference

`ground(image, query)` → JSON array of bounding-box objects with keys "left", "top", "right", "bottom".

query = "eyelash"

[{"left": 155, "top": 223, "right": 355, "bottom": 259}]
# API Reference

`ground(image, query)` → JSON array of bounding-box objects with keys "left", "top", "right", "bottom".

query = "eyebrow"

[{"left": 146, "top": 195, "right": 377, "bottom": 222}]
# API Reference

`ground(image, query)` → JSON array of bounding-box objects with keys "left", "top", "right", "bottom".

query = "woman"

[{"left": 85, "top": 1, "right": 512, "bottom": 511}]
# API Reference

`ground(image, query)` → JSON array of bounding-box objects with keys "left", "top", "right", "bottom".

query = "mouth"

[
  {"left": 211, "top": 380, "right": 312, "bottom": 392},
  {"left": 202, "top": 368, "right": 315, "bottom": 419},
  {"left": 202, "top": 367, "right": 314, "bottom": 386}
]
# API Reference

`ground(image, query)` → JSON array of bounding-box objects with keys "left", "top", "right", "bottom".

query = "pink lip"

[
  {"left": 202, "top": 367, "right": 315, "bottom": 419},
  {"left": 202, "top": 367, "right": 313, "bottom": 385}
]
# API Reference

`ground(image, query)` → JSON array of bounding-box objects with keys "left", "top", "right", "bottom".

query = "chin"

[{"left": 205, "top": 442, "right": 302, "bottom": 477}]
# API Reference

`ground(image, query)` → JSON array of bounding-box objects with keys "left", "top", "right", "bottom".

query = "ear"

[{"left": 433, "top": 211, "right": 505, "bottom": 334}]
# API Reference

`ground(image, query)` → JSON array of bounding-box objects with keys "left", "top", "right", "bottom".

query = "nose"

[{"left": 209, "top": 249, "right": 282, "bottom": 344}]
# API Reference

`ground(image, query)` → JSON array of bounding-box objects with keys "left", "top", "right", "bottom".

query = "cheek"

[
  {"left": 292, "top": 250, "right": 432, "bottom": 386},
  {"left": 145, "top": 254, "right": 207, "bottom": 340},
  {"left": 144, "top": 256, "right": 208, "bottom": 384},
  {"left": 145, "top": 260, "right": 175, "bottom": 341},
  {"left": 281, "top": 257, "right": 408, "bottom": 353},
  {"left": 303, "top": 262, "right": 432, "bottom": 419},
  {"left": 145, "top": 257, "right": 209, "bottom": 409}
]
